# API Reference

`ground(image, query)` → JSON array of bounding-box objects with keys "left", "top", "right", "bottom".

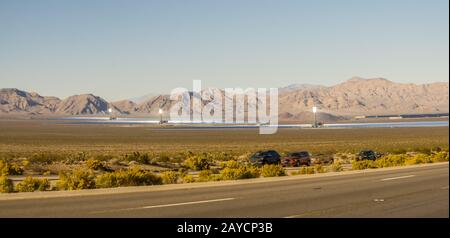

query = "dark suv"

[
  {"left": 357, "top": 150, "right": 379, "bottom": 161},
  {"left": 282, "top": 151, "right": 311, "bottom": 167},
  {"left": 249, "top": 150, "right": 281, "bottom": 166}
]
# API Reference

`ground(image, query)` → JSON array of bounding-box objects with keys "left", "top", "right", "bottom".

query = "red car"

[{"left": 282, "top": 151, "right": 311, "bottom": 167}]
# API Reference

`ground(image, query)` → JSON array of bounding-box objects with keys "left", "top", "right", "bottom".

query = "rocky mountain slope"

[{"left": 1, "top": 77, "right": 448, "bottom": 120}]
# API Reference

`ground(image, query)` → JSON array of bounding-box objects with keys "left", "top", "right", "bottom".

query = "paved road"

[{"left": 0, "top": 163, "right": 448, "bottom": 218}]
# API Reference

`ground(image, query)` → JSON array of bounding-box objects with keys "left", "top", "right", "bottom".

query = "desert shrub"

[
  {"left": 95, "top": 167, "right": 162, "bottom": 188},
  {"left": 16, "top": 176, "right": 50, "bottom": 192},
  {"left": 161, "top": 171, "right": 179, "bottom": 184},
  {"left": 123, "top": 152, "right": 150, "bottom": 164},
  {"left": 65, "top": 152, "right": 88, "bottom": 163},
  {"left": 184, "top": 154, "right": 211, "bottom": 171},
  {"left": 198, "top": 170, "right": 216, "bottom": 182},
  {"left": 260, "top": 164, "right": 286, "bottom": 177},
  {"left": 431, "top": 151, "right": 449, "bottom": 163},
  {"left": 374, "top": 154, "right": 408, "bottom": 168},
  {"left": 0, "top": 160, "right": 24, "bottom": 176},
  {"left": 30, "top": 152, "right": 66, "bottom": 164},
  {"left": 219, "top": 164, "right": 260, "bottom": 180},
  {"left": 220, "top": 160, "right": 240, "bottom": 169},
  {"left": 404, "top": 154, "right": 432, "bottom": 165},
  {"left": 295, "top": 166, "right": 315, "bottom": 175},
  {"left": 85, "top": 159, "right": 107, "bottom": 171},
  {"left": 182, "top": 175, "right": 195, "bottom": 183},
  {"left": 93, "top": 154, "right": 115, "bottom": 161},
  {"left": 314, "top": 165, "right": 326, "bottom": 173},
  {"left": 328, "top": 162, "right": 343, "bottom": 172},
  {"left": 57, "top": 169, "right": 96, "bottom": 190},
  {"left": 0, "top": 175, "right": 14, "bottom": 193},
  {"left": 333, "top": 153, "right": 356, "bottom": 164},
  {"left": 352, "top": 160, "right": 377, "bottom": 170}
]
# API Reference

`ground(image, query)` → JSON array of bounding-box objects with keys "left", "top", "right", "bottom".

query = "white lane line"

[
  {"left": 141, "top": 197, "right": 235, "bottom": 209},
  {"left": 91, "top": 197, "right": 235, "bottom": 214},
  {"left": 380, "top": 175, "right": 416, "bottom": 181}
]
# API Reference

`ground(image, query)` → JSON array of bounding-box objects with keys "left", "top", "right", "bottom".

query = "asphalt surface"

[{"left": 0, "top": 163, "right": 448, "bottom": 218}]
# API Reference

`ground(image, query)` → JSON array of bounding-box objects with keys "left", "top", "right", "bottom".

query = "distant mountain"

[
  {"left": 1, "top": 77, "right": 448, "bottom": 121},
  {"left": 0, "top": 88, "right": 60, "bottom": 114},
  {"left": 128, "top": 93, "right": 158, "bottom": 104},
  {"left": 278, "top": 83, "right": 325, "bottom": 94},
  {"left": 278, "top": 77, "right": 449, "bottom": 116},
  {"left": 110, "top": 100, "right": 138, "bottom": 114},
  {"left": 55, "top": 94, "right": 109, "bottom": 115}
]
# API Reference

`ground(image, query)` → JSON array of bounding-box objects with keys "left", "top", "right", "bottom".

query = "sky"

[{"left": 0, "top": 0, "right": 448, "bottom": 101}]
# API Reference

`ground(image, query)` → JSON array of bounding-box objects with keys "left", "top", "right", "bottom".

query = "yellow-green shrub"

[
  {"left": 314, "top": 165, "right": 326, "bottom": 173},
  {"left": 95, "top": 167, "right": 162, "bottom": 188},
  {"left": 261, "top": 164, "right": 286, "bottom": 177},
  {"left": 219, "top": 165, "right": 260, "bottom": 180},
  {"left": 328, "top": 162, "right": 343, "bottom": 172},
  {"left": 123, "top": 152, "right": 150, "bottom": 164},
  {"left": 431, "top": 151, "right": 449, "bottom": 163},
  {"left": 161, "top": 171, "right": 179, "bottom": 184},
  {"left": 85, "top": 159, "right": 106, "bottom": 171},
  {"left": 57, "top": 169, "right": 96, "bottom": 190},
  {"left": 198, "top": 170, "right": 216, "bottom": 182},
  {"left": 16, "top": 176, "right": 50, "bottom": 192},
  {"left": 374, "top": 154, "right": 408, "bottom": 168},
  {"left": 184, "top": 154, "right": 211, "bottom": 171},
  {"left": 352, "top": 160, "right": 376, "bottom": 170},
  {"left": 295, "top": 166, "right": 315, "bottom": 175},
  {"left": 0, "top": 160, "right": 24, "bottom": 176},
  {"left": 404, "top": 154, "right": 432, "bottom": 165},
  {"left": 0, "top": 175, "right": 14, "bottom": 193},
  {"left": 182, "top": 174, "right": 195, "bottom": 183}
]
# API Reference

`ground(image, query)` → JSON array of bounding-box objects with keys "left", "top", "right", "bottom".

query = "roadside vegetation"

[{"left": 0, "top": 149, "right": 447, "bottom": 193}]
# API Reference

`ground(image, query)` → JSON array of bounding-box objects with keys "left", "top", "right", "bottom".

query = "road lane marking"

[
  {"left": 380, "top": 175, "right": 415, "bottom": 181},
  {"left": 91, "top": 197, "right": 235, "bottom": 214},
  {"left": 140, "top": 197, "right": 235, "bottom": 209}
]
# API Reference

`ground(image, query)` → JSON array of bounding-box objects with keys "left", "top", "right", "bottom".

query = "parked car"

[
  {"left": 357, "top": 150, "right": 379, "bottom": 161},
  {"left": 249, "top": 150, "right": 281, "bottom": 166},
  {"left": 282, "top": 151, "right": 311, "bottom": 167}
]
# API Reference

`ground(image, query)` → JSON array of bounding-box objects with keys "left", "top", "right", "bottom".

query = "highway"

[{"left": 0, "top": 163, "right": 448, "bottom": 218}]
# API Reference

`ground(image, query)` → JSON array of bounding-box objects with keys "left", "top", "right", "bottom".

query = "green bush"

[
  {"left": 16, "top": 176, "right": 50, "bottom": 192},
  {"left": 0, "top": 160, "right": 24, "bottom": 176},
  {"left": 161, "top": 171, "right": 179, "bottom": 184},
  {"left": 95, "top": 167, "right": 162, "bottom": 188},
  {"left": 260, "top": 164, "right": 286, "bottom": 177},
  {"left": 0, "top": 175, "right": 14, "bottom": 193},
  {"left": 57, "top": 169, "right": 96, "bottom": 190},
  {"left": 328, "top": 162, "right": 343, "bottom": 172},
  {"left": 85, "top": 159, "right": 107, "bottom": 171},
  {"left": 184, "top": 154, "right": 211, "bottom": 171},
  {"left": 352, "top": 160, "right": 377, "bottom": 170}
]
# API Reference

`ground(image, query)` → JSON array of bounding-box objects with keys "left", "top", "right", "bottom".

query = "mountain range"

[{"left": 1, "top": 77, "right": 448, "bottom": 122}]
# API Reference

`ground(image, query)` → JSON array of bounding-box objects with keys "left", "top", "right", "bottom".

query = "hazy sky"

[{"left": 0, "top": 0, "right": 448, "bottom": 101}]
